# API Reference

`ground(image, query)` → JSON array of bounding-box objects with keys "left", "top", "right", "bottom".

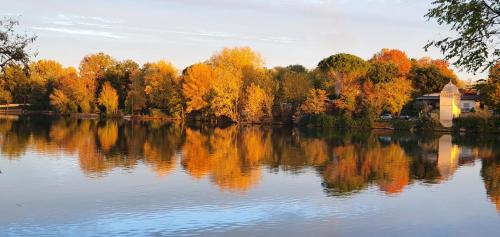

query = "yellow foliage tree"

[
  {"left": 98, "top": 81, "right": 119, "bottom": 114},
  {"left": 242, "top": 83, "right": 273, "bottom": 122},
  {"left": 210, "top": 47, "right": 264, "bottom": 73},
  {"left": 209, "top": 67, "right": 242, "bottom": 121},
  {"left": 377, "top": 77, "right": 413, "bottom": 115},
  {"left": 300, "top": 89, "right": 327, "bottom": 115}
]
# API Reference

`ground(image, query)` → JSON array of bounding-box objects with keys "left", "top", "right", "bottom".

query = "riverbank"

[{"left": 1, "top": 109, "right": 499, "bottom": 134}]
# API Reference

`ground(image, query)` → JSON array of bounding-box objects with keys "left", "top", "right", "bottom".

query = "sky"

[{"left": 0, "top": 0, "right": 487, "bottom": 80}]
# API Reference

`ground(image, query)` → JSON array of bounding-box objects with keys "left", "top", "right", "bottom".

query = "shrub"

[
  {"left": 453, "top": 115, "right": 499, "bottom": 133},
  {"left": 149, "top": 108, "right": 167, "bottom": 117},
  {"left": 299, "top": 114, "right": 337, "bottom": 128},
  {"left": 392, "top": 120, "right": 415, "bottom": 130},
  {"left": 415, "top": 113, "right": 440, "bottom": 131}
]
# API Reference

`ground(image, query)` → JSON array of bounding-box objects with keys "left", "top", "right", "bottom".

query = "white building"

[{"left": 439, "top": 81, "right": 461, "bottom": 127}]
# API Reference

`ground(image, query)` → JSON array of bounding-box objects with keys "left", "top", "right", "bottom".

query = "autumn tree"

[
  {"left": 318, "top": 53, "right": 369, "bottom": 115},
  {"left": 209, "top": 67, "right": 242, "bottom": 121},
  {"left": 242, "top": 83, "right": 273, "bottom": 122},
  {"left": 28, "top": 60, "right": 65, "bottom": 109},
  {"left": 207, "top": 47, "right": 265, "bottom": 121},
  {"left": 300, "top": 89, "right": 327, "bottom": 115},
  {"left": 79, "top": 52, "right": 116, "bottom": 111},
  {"left": 377, "top": 77, "right": 413, "bottom": 115},
  {"left": 50, "top": 67, "right": 81, "bottom": 113},
  {"left": 103, "top": 60, "right": 139, "bottom": 109},
  {"left": 49, "top": 89, "right": 75, "bottom": 114},
  {"left": 143, "top": 60, "right": 183, "bottom": 117},
  {"left": 98, "top": 81, "right": 119, "bottom": 114},
  {"left": 182, "top": 63, "right": 215, "bottom": 114},
  {"left": 371, "top": 49, "right": 411, "bottom": 76},
  {"left": 0, "top": 64, "right": 30, "bottom": 104}
]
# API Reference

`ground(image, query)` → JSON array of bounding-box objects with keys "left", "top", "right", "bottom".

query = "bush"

[
  {"left": 453, "top": 115, "right": 499, "bottom": 133},
  {"left": 299, "top": 114, "right": 337, "bottom": 128},
  {"left": 149, "top": 108, "right": 167, "bottom": 117},
  {"left": 392, "top": 120, "right": 415, "bottom": 130},
  {"left": 299, "top": 113, "right": 373, "bottom": 129},
  {"left": 415, "top": 113, "right": 440, "bottom": 131}
]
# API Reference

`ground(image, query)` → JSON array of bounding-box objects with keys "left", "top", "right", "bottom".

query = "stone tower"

[{"left": 439, "top": 81, "right": 461, "bottom": 128}]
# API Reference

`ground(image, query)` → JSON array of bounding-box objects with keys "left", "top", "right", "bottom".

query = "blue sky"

[{"left": 1, "top": 0, "right": 486, "bottom": 80}]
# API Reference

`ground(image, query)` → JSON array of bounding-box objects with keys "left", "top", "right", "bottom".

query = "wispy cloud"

[{"left": 33, "top": 27, "right": 122, "bottom": 39}]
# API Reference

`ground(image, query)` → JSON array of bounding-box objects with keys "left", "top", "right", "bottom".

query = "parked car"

[
  {"left": 380, "top": 114, "right": 393, "bottom": 120},
  {"left": 399, "top": 115, "right": 410, "bottom": 120}
]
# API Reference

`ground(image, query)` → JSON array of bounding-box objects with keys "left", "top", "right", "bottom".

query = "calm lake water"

[{"left": 0, "top": 116, "right": 499, "bottom": 236}]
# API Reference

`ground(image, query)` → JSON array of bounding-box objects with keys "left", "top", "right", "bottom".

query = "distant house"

[
  {"left": 415, "top": 82, "right": 483, "bottom": 127},
  {"left": 415, "top": 88, "right": 481, "bottom": 113}
]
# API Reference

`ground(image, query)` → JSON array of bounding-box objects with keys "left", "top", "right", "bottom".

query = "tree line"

[{"left": 0, "top": 46, "right": 477, "bottom": 123}]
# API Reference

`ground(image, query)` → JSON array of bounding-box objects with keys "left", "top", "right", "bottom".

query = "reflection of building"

[{"left": 437, "top": 135, "right": 460, "bottom": 179}]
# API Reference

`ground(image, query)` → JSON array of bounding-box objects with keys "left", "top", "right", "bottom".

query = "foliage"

[
  {"left": 392, "top": 120, "right": 415, "bottom": 130},
  {"left": 299, "top": 114, "right": 337, "bottom": 128},
  {"left": 98, "top": 82, "right": 119, "bottom": 114},
  {"left": 50, "top": 89, "right": 77, "bottom": 114},
  {"left": 300, "top": 89, "right": 327, "bottom": 115},
  {"left": 483, "top": 62, "right": 500, "bottom": 111},
  {"left": 377, "top": 77, "right": 413, "bottom": 115},
  {"left": 242, "top": 83, "right": 273, "bottom": 122},
  {"left": 425, "top": 0, "right": 500, "bottom": 72},
  {"left": 143, "top": 60, "right": 183, "bottom": 117},
  {"left": 367, "top": 61, "right": 399, "bottom": 84},
  {"left": 415, "top": 113, "right": 441, "bottom": 131},
  {"left": 408, "top": 61, "right": 458, "bottom": 96},
  {"left": 125, "top": 70, "right": 147, "bottom": 114},
  {"left": 182, "top": 63, "right": 216, "bottom": 113},
  {"left": 104, "top": 60, "right": 139, "bottom": 108},
  {"left": 371, "top": 49, "right": 411, "bottom": 76},
  {"left": 280, "top": 70, "right": 313, "bottom": 106},
  {"left": 209, "top": 68, "right": 241, "bottom": 121},
  {"left": 0, "top": 17, "right": 37, "bottom": 71},
  {"left": 317, "top": 53, "right": 369, "bottom": 75}
]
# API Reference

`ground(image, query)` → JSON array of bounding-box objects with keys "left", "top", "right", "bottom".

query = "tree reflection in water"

[{"left": 0, "top": 116, "right": 499, "bottom": 210}]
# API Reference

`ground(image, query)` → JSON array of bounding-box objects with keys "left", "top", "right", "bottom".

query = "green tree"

[
  {"left": 102, "top": 60, "right": 139, "bottom": 109},
  {"left": 143, "top": 60, "right": 183, "bottom": 117},
  {"left": 367, "top": 61, "right": 399, "bottom": 84},
  {"left": 125, "top": 70, "right": 147, "bottom": 114},
  {"left": 408, "top": 62, "right": 457, "bottom": 96},
  {"left": 425, "top": 0, "right": 500, "bottom": 72},
  {"left": 0, "top": 17, "right": 36, "bottom": 71}
]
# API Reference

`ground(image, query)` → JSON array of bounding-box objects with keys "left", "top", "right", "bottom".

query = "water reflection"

[{"left": 0, "top": 116, "right": 499, "bottom": 210}]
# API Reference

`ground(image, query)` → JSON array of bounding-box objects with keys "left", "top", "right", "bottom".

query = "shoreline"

[{"left": 1, "top": 110, "right": 498, "bottom": 134}]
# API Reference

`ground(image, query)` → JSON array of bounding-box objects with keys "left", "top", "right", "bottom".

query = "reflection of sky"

[
  {"left": 1, "top": 148, "right": 500, "bottom": 236},
  {"left": 0, "top": 0, "right": 486, "bottom": 80}
]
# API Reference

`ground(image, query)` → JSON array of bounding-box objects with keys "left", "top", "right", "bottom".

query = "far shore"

[{"left": 1, "top": 109, "right": 499, "bottom": 134}]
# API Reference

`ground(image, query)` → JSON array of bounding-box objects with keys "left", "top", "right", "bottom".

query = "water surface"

[{"left": 1, "top": 116, "right": 499, "bottom": 236}]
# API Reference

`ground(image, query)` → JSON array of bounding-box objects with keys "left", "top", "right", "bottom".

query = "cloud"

[{"left": 32, "top": 27, "right": 122, "bottom": 39}]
